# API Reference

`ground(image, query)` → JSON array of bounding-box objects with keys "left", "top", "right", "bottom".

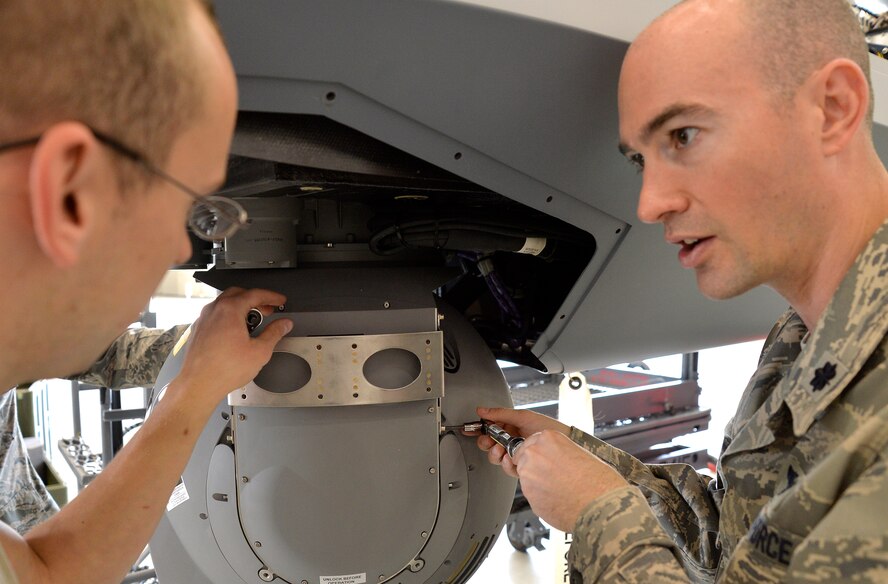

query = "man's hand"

[
  {"left": 512, "top": 431, "right": 628, "bottom": 532},
  {"left": 473, "top": 407, "right": 570, "bottom": 476},
  {"left": 7, "top": 287, "right": 295, "bottom": 584},
  {"left": 176, "top": 287, "right": 293, "bottom": 404}
]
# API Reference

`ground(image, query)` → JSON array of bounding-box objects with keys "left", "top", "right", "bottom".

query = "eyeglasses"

[{"left": 0, "top": 127, "right": 248, "bottom": 242}]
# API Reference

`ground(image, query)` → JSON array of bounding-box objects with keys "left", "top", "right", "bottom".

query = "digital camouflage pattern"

[
  {"left": 0, "top": 325, "right": 187, "bottom": 535},
  {"left": 567, "top": 221, "right": 888, "bottom": 583},
  {"left": 0, "top": 391, "right": 57, "bottom": 536}
]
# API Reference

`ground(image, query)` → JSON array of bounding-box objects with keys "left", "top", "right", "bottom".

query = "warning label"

[
  {"left": 166, "top": 481, "right": 189, "bottom": 512},
  {"left": 320, "top": 574, "right": 367, "bottom": 584}
]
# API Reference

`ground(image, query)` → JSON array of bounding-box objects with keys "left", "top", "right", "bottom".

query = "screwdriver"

[
  {"left": 483, "top": 422, "right": 525, "bottom": 457},
  {"left": 441, "top": 420, "right": 525, "bottom": 457}
]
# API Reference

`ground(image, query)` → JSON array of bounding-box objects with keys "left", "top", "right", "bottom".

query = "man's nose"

[{"left": 635, "top": 165, "right": 689, "bottom": 224}]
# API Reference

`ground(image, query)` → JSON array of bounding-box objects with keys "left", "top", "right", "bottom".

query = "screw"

[
  {"left": 238, "top": 414, "right": 246, "bottom": 421},
  {"left": 421, "top": 531, "right": 428, "bottom": 538},
  {"left": 258, "top": 568, "right": 274, "bottom": 582},
  {"left": 429, "top": 467, "right": 436, "bottom": 474},
  {"left": 242, "top": 476, "right": 249, "bottom": 483},
  {"left": 427, "top": 406, "right": 434, "bottom": 413},
  {"left": 383, "top": 301, "right": 390, "bottom": 309},
  {"left": 254, "top": 541, "right": 262, "bottom": 548}
]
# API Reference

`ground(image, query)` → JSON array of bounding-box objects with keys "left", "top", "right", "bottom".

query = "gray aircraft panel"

[{"left": 214, "top": 0, "right": 886, "bottom": 371}]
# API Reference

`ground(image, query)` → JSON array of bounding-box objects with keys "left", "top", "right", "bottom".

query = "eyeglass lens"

[{"left": 188, "top": 195, "right": 248, "bottom": 241}]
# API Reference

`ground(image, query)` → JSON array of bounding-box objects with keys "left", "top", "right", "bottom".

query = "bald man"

[
  {"left": 0, "top": 1, "right": 292, "bottom": 583},
  {"left": 477, "top": 1, "right": 888, "bottom": 581}
]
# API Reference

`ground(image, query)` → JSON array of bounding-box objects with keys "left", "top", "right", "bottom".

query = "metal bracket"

[{"left": 231, "top": 331, "right": 444, "bottom": 407}]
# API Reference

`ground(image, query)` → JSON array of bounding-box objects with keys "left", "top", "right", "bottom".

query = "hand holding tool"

[{"left": 483, "top": 421, "right": 525, "bottom": 457}]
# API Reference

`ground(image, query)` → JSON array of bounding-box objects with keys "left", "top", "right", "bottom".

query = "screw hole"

[
  {"left": 241, "top": 394, "right": 247, "bottom": 399},
  {"left": 318, "top": 394, "right": 324, "bottom": 400},
  {"left": 615, "top": 228, "right": 622, "bottom": 234},
  {"left": 325, "top": 91, "right": 336, "bottom": 102},
  {"left": 316, "top": 344, "right": 322, "bottom": 350},
  {"left": 454, "top": 152, "right": 462, "bottom": 160},
  {"left": 559, "top": 314, "right": 566, "bottom": 320},
  {"left": 353, "top": 393, "right": 359, "bottom": 398},
  {"left": 545, "top": 195, "right": 553, "bottom": 203}
]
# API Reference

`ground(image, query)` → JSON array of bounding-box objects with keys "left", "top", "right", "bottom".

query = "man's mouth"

[{"left": 677, "top": 237, "right": 713, "bottom": 268}]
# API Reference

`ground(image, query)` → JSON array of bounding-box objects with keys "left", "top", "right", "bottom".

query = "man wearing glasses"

[{"left": 0, "top": 1, "right": 292, "bottom": 583}]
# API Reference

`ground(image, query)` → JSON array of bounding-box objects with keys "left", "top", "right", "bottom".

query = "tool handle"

[
  {"left": 505, "top": 436, "right": 525, "bottom": 457},
  {"left": 485, "top": 422, "right": 525, "bottom": 457}
]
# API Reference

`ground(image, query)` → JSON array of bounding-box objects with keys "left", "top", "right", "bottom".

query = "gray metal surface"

[
  {"left": 233, "top": 401, "right": 440, "bottom": 582},
  {"left": 150, "top": 298, "right": 517, "bottom": 584},
  {"left": 220, "top": 196, "right": 302, "bottom": 269},
  {"left": 208, "top": 444, "right": 269, "bottom": 584},
  {"left": 213, "top": 0, "right": 791, "bottom": 372},
  {"left": 234, "top": 331, "right": 444, "bottom": 407}
]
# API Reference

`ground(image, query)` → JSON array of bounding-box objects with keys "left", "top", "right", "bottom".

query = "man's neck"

[{"left": 782, "top": 166, "right": 888, "bottom": 329}]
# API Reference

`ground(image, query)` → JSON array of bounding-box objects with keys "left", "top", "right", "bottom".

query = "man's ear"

[
  {"left": 28, "top": 122, "right": 106, "bottom": 268},
  {"left": 812, "top": 58, "right": 870, "bottom": 157}
]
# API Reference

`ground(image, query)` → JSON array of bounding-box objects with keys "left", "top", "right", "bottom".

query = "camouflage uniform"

[
  {"left": 0, "top": 325, "right": 187, "bottom": 535},
  {"left": 568, "top": 222, "right": 888, "bottom": 583}
]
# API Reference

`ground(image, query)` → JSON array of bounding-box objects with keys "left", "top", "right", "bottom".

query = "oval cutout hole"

[
  {"left": 254, "top": 352, "right": 312, "bottom": 393},
  {"left": 363, "top": 348, "right": 422, "bottom": 390}
]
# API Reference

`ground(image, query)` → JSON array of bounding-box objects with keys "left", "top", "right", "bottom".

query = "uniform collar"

[{"left": 784, "top": 220, "right": 888, "bottom": 436}]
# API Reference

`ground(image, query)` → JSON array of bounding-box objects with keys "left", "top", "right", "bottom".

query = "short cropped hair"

[
  {"left": 0, "top": 0, "right": 217, "bottom": 188},
  {"left": 740, "top": 0, "right": 874, "bottom": 126}
]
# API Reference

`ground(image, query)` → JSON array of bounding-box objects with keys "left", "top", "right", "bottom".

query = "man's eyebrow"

[
  {"left": 641, "top": 103, "right": 711, "bottom": 143},
  {"left": 619, "top": 103, "right": 713, "bottom": 156}
]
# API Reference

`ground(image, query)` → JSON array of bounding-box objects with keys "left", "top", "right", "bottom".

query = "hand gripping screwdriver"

[{"left": 483, "top": 421, "right": 525, "bottom": 457}]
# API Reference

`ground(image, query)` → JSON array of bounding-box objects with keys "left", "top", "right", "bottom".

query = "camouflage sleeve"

[
  {"left": 569, "top": 486, "right": 692, "bottom": 583},
  {"left": 569, "top": 427, "right": 721, "bottom": 579},
  {"left": 69, "top": 325, "right": 189, "bottom": 389},
  {"left": 0, "top": 392, "right": 57, "bottom": 535}
]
